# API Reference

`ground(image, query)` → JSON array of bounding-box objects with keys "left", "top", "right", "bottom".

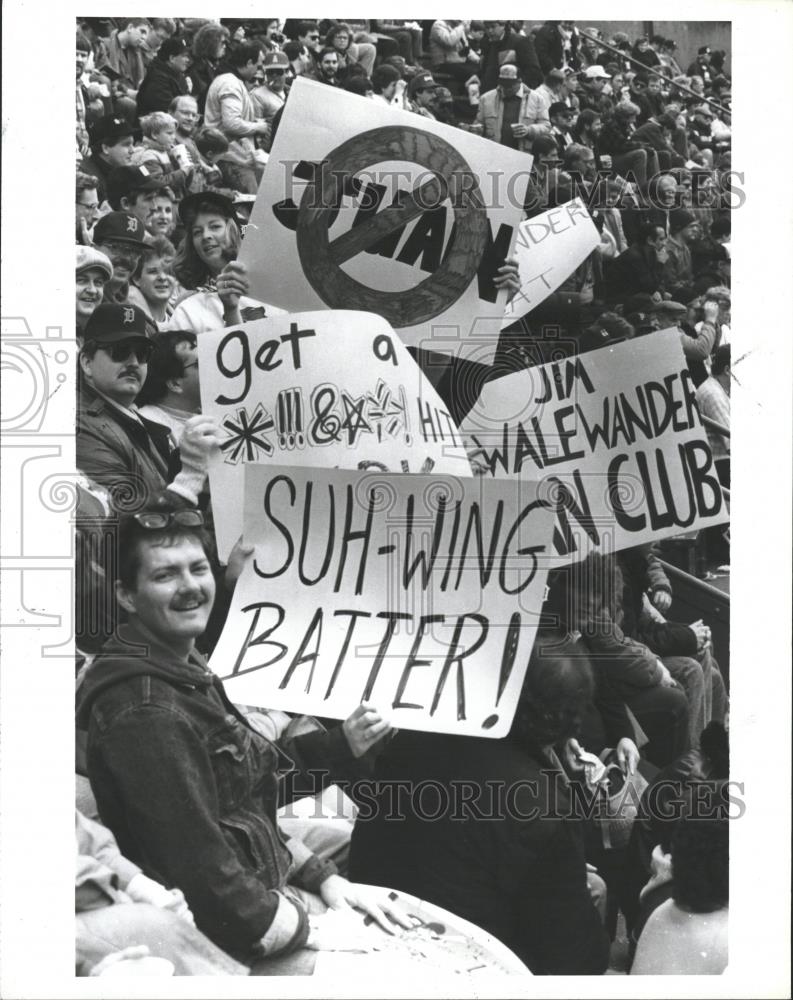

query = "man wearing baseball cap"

[
  {"left": 578, "top": 65, "right": 611, "bottom": 116},
  {"left": 79, "top": 115, "right": 136, "bottom": 204},
  {"left": 93, "top": 211, "right": 149, "bottom": 304},
  {"left": 474, "top": 64, "right": 536, "bottom": 150},
  {"left": 251, "top": 49, "right": 288, "bottom": 125},
  {"left": 77, "top": 303, "right": 219, "bottom": 514},
  {"left": 136, "top": 35, "right": 191, "bottom": 116},
  {"left": 106, "top": 165, "right": 167, "bottom": 230},
  {"left": 406, "top": 71, "right": 440, "bottom": 118},
  {"left": 76, "top": 247, "right": 114, "bottom": 338}
]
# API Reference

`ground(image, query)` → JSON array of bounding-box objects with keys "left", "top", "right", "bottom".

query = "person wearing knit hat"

[
  {"left": 664, "top": 209, "right": 701, "bottom": 298},
  {"left": 136, "top": 35, "right": 191, "bottom": 116},
  {"left": 76, "top": 247, "right": 114, "bottom": 336}
]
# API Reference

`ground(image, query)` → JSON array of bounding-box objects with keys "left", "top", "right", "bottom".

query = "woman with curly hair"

[
  {"left": 168, "top": 191, "right": 281, "bottom": 334},
  {"left": 189, "top": 22, "right": 230, "bottom": 112},
  {"left": 325, "top": 22, "right": 376, "bottom": 78}
]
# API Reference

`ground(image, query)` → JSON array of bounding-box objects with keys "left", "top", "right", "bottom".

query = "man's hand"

[
  {"left": 318, "top": 874, "right": 413, "bottom": 935},
  {"left": 650, "top": 588, "right": 672, "bottom": 613},
  {"left": 342, "top": 702, "right": 392, "bottom": 758},
  {"left": 78, "top": 217, "right": 94, "bottom": 246},
  {"left": 179, "top": 415, "right": 223, "bottom": 471},
  {"left": 561, "top": 737, "right": 586, "bottom": 773},
  {"left": 656, "top": 661, "right": 678, "bottom": 688},
  {"left": 126, "top": 873, "right": 194, "bottom": 924},
  {"left": 511, "top": 123, "right": 530, "bottom": 139},
  {"left": 217, "top": 260, "right": 250, "bottom": 313},
  {"left": 224, "top": 535, "right": 255, "bottom": 590},
  {"left": 615, "top": 737, "right": 640, "bottom": 775},
  {"left": 703, "top": 298, "right": 720, "bottom": 324},
  {"left": 688, "top": 619, "right": 711, "bottom": 651},
  {"left": 494, "top": 256, "right": 521, "bottom": 301}
]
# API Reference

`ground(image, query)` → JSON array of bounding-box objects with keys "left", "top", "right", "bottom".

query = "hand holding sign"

[{"left": 342, "top": 702, "right": 393, "bottom": 757}]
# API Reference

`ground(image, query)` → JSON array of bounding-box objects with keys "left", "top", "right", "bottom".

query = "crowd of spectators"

[{"left": 74, "top": 17, "right": 731, "bottom": 978}]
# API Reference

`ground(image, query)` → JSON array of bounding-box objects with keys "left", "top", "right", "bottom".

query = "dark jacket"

[
  {"left": 480, "top": 30, "right": 543, "bottom": 91},
  {"left": 78, "top": 153, "right": 112, "bottom": 204},
  {"left": 605, "top": 243, "right": 666, "bottom": 300},
  {"left": 596, "top": 119, "right": 644, "bottom": 159},
  {"left": 533, "top": 22, "right": 579, "bottom": 74},
  {"left": 76, "top": 621, "right": 350, "bottom": 957},
  {"left": 349, "top": 731, "right": 610, "bottom": 975},
  {"left": 632, "top": 120, "right": 686, "bottom": 166},
  {"left": 76, "top": 382, "right": 178, "bottom": 511},
  {"left": 135, "top": 58, "right": 190, "bottom": 115}
]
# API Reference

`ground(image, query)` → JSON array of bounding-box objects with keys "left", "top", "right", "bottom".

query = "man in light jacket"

[{"left": 475, "top": 63, "right": 547, "bottom": 151}]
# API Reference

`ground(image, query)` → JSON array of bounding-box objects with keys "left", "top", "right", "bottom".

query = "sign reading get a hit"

[
  {"left": 210, "top": 465, "right": 554, "bottom": 738},
  {"left": 240, "top": 78, "right": 532, "bottom": 365}
]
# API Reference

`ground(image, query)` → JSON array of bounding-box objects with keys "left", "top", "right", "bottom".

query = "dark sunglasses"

[
  {"left": 133, "top": 509, "right": 205, "bottom": 530},
  {"left": 105, "top": 339, "right": 154, "bottom": 363}
]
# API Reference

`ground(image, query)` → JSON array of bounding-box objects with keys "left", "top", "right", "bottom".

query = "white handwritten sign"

[
  {"left": 501, "top": 198, "right": 601, "bottom": 327},
  {"left": 460, "top": 328, "right": 729, "bottom": 562},
  {"left": 198, "top": 310, "right": 472, "bottom": 560},
  {"left": 209, "top": 465, "right": 555, "bottom": 738},
  {"left": 240, "top": 77, "right": 533, "bottom": 365}
]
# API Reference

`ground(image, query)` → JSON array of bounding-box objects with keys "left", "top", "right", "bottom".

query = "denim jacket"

[{"left": 76, "top": 621, "right": 339, "bottom": 957}]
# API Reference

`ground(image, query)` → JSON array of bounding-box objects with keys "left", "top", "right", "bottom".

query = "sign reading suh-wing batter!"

[
  {"left": 197, "top": 311, "right": 473, "bottom": 561},
  {"left": 460, "top": 328, "right": 729, "bottom": 563},
  {"left": 239, "top": 78, "right": 533, "bottom": 366},
  {"left": 210, "top": 466, "right": 555, "bottom": 739}
]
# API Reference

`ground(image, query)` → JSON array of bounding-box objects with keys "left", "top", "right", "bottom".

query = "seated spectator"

[
  {"left": 596, "top": 102, "right": 660, "bottom": 193},
  {"left": 696, "top": 344, "right": 731, "bottom": 487},
  {"left": 76, "top": 246, "right": 113, "bottom": 339},
  {"left": 349, "top": 648, "right": 610, "bottom": 975},
  {"left": 577, "top": 65, "right": 613, "bottom": 116},
  {"left": 250, "top": 50, "right": 288, "bottom": 132},
  {"left": 325, "top": 22, "right": 376, "bottom": 78},
  {"left": 406, "top": 71, "right": 440, "bottom": 119},
  {"left": 633, "top": 112, "right": 686, "bottom": 172},
  {"left": 548, "top": 101, "right": 575, "bottom": 151},
  {"left": 76, "top": 507, "right": 410, "bottom": 968},
  {"left": 169, "top": 192, "right": 280, "bottom": 333},
  {"left": 571, "top": 107, "right": 603, "bottom": 153},
  {"left": 147, "top": 186, "right": 179, "bottom": 241},
  {"left": 479, "top": 20, "right": 542, "bottom": 92},
  {"left": 135, "top": 35, "right": 191, "bottom": 116},
  {"left": 203, "top": 41, "right": 269, "bottom": 193},
  {"left": 80, "top": 115, "right": 136, "bottom": 204},
  {"left": 370, "top": 63, "right": 400, "bottom": 107},
  {"left": 632, "top": 804, "right": 728, "bottom": 974},
  {"left": 474, "top": 64, "right": 535, "bottom": 151},
  {"left": 133, "top": 112, "right": 193, "bottom": 199},
  {"left": 290, "top": 21, "right": 322, "bottom": 77},
  {"left": 428, "top": 20, "right": 479, "bottom": 85},
  {"left": 316, "top": 48, "right": 342, "bottom": 88},
  {"left": 76, "top": 809, "right": 246, "bottom": 976},
  {"left": 532, "top": 19, "right": 580, "bottom": 75},
  {"left": 664, "top": 208, "right": 702, "bottom": 296},
  {"left": 189, "top": 22, "right": 230, "bottom": 113},
  {"left": 525, "top": 68, "right": 567, "bottom": 136},
  {"left": 76, "top": 172, "right": 101, "bottom": 244},
  {"left": 127, "top": 236, "right": 177, "bottom": 329},
  {"left": 547, "top": 554, "right": 690, "bottom": 768},
  {"left": 106, "top": 164, "right": 167, "bottom": 233},
  {"left": 92, "top": 211, "right": 148, "bottom": 305},
  {"left": 76, "top": 303, "right": 216, "bottom": 511},
  {"left": 606, "top": 220, "right": 668, "bottom": 302},
  {"left": 95, "top": 17, "right": 151, "bottom": 97},
  {"left": 135, "top": 330, "right": 200, "bottom": 443}
]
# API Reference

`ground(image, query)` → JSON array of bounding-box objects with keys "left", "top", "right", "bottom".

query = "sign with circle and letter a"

[{"left": 240, "top": 78, "right": 533, "bottom": 366}]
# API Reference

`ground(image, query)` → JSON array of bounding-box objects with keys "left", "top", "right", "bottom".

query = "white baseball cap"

[{"left": 584, "top": 65, "right": 610, "bottom": 79}]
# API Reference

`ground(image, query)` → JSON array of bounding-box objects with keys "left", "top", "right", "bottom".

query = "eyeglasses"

[
  {"left": 133, "top": 510, "right": 205, "bottom": 530},
  {"left": 76, "top": 200, "right": 99, "bottom": 211},
  {"left": 104, "top": 340, "right": 155, "bottom": 363}
]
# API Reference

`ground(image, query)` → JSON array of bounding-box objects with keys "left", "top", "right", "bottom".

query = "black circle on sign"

[{"left": 295, "top": 126, "right": 489, "bottom": 329}]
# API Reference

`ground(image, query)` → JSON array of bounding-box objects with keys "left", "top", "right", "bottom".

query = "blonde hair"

[{"left": 140, "top": 112, "right": 177, "bottom": 139}]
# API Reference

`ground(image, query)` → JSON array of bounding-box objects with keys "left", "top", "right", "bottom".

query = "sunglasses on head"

[
  {"left": 104, "top": 339, "right": 154, "bottom": 363},
  {"left": 133, "top": 509, "right": 205, "bottom": 530}
]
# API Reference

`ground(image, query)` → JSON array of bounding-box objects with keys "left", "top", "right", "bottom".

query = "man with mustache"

[
  {"left": 93, "top": 212, "right": 149, "bottom": 304},
  {"left": 77, "top": 303, "right": 218, "bottom": 515}
]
